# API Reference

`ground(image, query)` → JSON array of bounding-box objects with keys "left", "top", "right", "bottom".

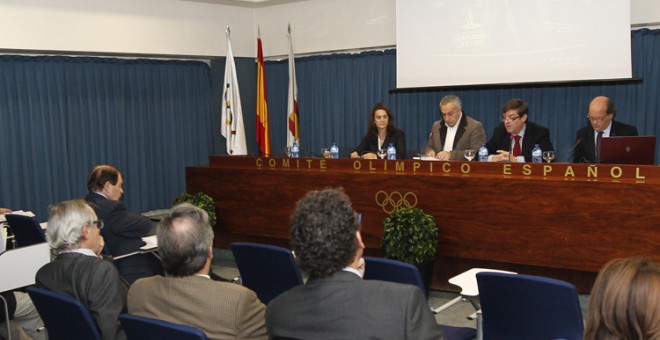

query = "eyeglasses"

[
  {"left": 501, "top": 115, "right": 520, "bottom": 123},
  {"left": 586, "top": 113, "right": 611, "bottom": 122},
  {"left": 92, "top": 220, "right": 104, "bottom": 229}
]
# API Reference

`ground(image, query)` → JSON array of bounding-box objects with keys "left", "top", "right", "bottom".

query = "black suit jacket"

[
  {"left": 84, "top": 192, "right": 152, "bottom": 257},
  {"left": 266, "top": 270, "right": 445, "bottom": 340},
  {"left": 486, "top": 122, "right": 554, "bottom": 162},
  {"left": 85, "top": 192, "right": 161, "bottom": 284},
  {"left": 36, "top": 252, "right": 128, "bottom": 340},
  {"left": 572, "top": 120, "right": 639, "bottom": 163},
  {"left": 353, "top": 128, "right": 406, "bottom": 159}
]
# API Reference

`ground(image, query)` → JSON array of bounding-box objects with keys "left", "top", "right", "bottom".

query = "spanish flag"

[{"left": 256, "top": 34, "right": 271, "bottom": 157}]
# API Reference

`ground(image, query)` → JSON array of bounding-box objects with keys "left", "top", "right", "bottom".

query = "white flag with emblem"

[{"left": 221, "top": 28, "right": 247, "bottom": 155}]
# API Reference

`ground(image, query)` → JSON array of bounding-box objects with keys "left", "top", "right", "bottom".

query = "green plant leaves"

[
  {"left": 381, "top": 207, "right": 438, "bottom": 265},
  {"left": 172, "top": 192, "right": 217, "bottom": 226}
]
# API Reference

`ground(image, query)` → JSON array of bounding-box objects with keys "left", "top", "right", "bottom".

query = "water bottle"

[
  {"left": 291, "top": 141, "right": 299, "bottom": 158},
  {"left": 330, "top": 143, "right": 339, "bottom": 159},
  {"left": 387, "top": 143, "right": 396, "bottom": 160},
  {"left": 532, "top": 144, "right": 542, "bottom": 163},
  {"left": 478, "top": 144, "right": 489, "bottom": 162}
]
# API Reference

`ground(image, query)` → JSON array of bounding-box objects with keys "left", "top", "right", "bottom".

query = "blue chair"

[
  {"left": 363, "top": 256, "right": 428, "bottom": 297},
  {"left": 476, "top": 272, "right": 584, "bottom": 340},
  {"left": 119, "top": 314, "right": 207, "bottom": 340},
  {"left": 26, "top": 286, "right": 101, "bottom": 340},
  {"left": 231, "top": 242, "right": 304, "bottom": 304},
  {"left": 5, "top": 214, "right": 46, "bottom": 248},
  {"left": 363, "top": 257, "right": 477, "bottom": 340}
]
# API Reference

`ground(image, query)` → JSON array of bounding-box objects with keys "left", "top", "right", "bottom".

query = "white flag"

[
  {"left": 286, "top": 24, "right": 299, "bottom": 148},
  {"left": 221, "top": 30, "right": 247, "bottom": 155}
]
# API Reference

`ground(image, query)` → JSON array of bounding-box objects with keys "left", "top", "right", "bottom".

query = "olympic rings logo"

[{"left": 375, "top": 191, "right": 418, "bottom": 214}]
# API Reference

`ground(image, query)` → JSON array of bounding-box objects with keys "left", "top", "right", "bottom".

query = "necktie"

[
  {"left": 596, "top": 131, "right": 603, "bottom": 162},
  {"left": 512, "top": 135, "right": 522, "bottom": 157}
]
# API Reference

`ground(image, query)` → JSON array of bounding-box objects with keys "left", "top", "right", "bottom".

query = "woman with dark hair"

[
  {"left": 584, "top": 256, "right": 660, "bottom": 340},
  {"left": 350, "top": 103, "right": 406, "bottom": 159}
]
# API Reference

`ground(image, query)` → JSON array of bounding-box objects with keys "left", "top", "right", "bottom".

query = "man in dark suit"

[
  {"left": 85, "top": 165, "right": 161, "bottom": 284},
  {"left": 424, "top": 95, "right": 487, "bottom": 161},
  {"left": 266, "top": 188, "right": 445, "bottom": 340},
  {"left": 573, "top": 96, "right": 638, "bottom": 163},
  {"left": 36, "top": 199, "right": 128, "bottom": 340},
  {"left": 486, "top": 98, "right": 554, "bottom": 162}
]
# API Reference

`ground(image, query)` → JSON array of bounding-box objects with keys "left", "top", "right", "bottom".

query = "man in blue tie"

[
  {"left": 572, "top": 96, "right": 638, "bottom": 163},
  {"left": 485, "top": 98, "right": 554, "bottom": 162}
]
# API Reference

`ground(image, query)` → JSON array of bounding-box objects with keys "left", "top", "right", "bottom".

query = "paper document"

[{"left": 141, "top": 235, "right": 158, "bottom": 250}]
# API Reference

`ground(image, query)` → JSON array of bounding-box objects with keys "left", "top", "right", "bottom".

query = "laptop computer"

[{"left": 599, "top": 136, "right": 657, "bottom": 165}]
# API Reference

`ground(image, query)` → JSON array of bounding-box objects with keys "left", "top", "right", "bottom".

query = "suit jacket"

[
  {"left": 266, "top": 271, "right": 445, "bottom": 340},
  {"left": 35, "top": 252, "right": 129, "bottom": 340},
  {"left": 486, "top": 122, "right": 554, "bottom": 162},
  {"left": 85, "top": 192, "right": 161, "bottom": 284},
  {"left": 423, "top": 114, "right": 487, "bottom": 160},
  {"left": 84, "top": 192, "right": 153, "bottom": 257},
  {"left": 353, "top": 128, "right": 406, "bottom": 159},
  {"left": 128, "top": 275, "right": 267, "bottom": 340},
  {"left": 572, "top": 120, "right": 639, "bottom": 163}
]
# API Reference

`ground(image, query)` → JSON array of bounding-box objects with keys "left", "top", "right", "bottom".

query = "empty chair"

[
  {"left": 4, "top": 214, "right": 46, "bottom": 248},
  {"left": 363, "top": 256, "right": 477, "bottom": 340},
  {"left": 231, "top": 242, "right": 303, "bottom": 304},
  {"left": 363, "top": 256, "right": 428, "bottom": 297},
  {"left": 26, "top": 286, "right": 101, "bottom": 340},
  {"left": 119, "top": 314, "right": 207, "bottom": 340},
  {"left": 476, "top": 272, "right": 584, "bottom": 340}
]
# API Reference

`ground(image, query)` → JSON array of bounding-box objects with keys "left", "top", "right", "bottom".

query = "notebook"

[{"left": 599, "top": 136, "right": 656, "bottom": 165}]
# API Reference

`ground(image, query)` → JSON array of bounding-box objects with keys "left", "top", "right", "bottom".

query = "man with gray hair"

[
  {"left": 36, "top": 199, "right": 128, "bottom": 340},
  {"left": 424, "top": 95, "right": 487, "bottom": 160},
  {"left": 127, "top": 203, "right": 267, "bottom": 340}
]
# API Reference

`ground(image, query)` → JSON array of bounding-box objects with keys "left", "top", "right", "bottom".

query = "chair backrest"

[
  {"left": 476, "top": 272, "right": 584, "bottom": 340},
  {"left": 5, "top": 214, "right": 46, "bottom": 248},
  {"left": 363, "top": 256, "right": 427, "bottom": 297},
  {"left": 119, "top": 314, "right": 208, "bottom": 340},
  {"left": 26, "top": 286, "right": 101, "bottom": 340},
  {"left": 231, "top": 242, "right": 304, "bottom": 304}
]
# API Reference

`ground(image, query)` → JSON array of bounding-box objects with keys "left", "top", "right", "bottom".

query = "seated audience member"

[
  {"left": 351, "top": 103, "right": 406, "bottom": 159},
  {"left": 127, "top": 203, "right": 267, "bottom": 340},
  {"left": 573, "top": 96, "right": 639, "bottom": 163},
  {"left": 424, "top": 95, "right": 487, "bottom": 161},
  {"left": 486, "top": 98, "right": 554, "bottom": 162},
  {"left": 584, "top": 256, "right": 660, "bottom": 340},
  {"left": 0, "top": 291, "right": 45, "bottom": 340},
  {"left": 85, "top": 165, "right": 161, "bottom": 284},
  {"left": 36, "top": 199, "right": 128, "bottom": 340},
  {"left": 1, "top": 206, "right": 45, "bottom": 340},
  {"left": 266, "top": 188, "right": 445, "bottom": 340}
]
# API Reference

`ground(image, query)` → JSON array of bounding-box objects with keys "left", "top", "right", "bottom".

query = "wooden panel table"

[{"left": 186, "top": 156, "right": 660, "bottom": 292}]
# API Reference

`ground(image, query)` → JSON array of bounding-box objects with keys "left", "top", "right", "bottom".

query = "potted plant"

[
  {"left": 172, "top": 192, "right": 217, "bottom": 226},
  {"left": 380, "top": 207, "right": 439, "bottom": 291}
]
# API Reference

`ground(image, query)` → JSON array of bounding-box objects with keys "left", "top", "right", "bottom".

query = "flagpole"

[{"left": 287, "top": 23, "right": 300, "bottom": 149}]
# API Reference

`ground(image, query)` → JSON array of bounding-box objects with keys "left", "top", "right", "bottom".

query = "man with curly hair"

[{"left": 266, "top": 188, "right": 445, "bottom": 340}]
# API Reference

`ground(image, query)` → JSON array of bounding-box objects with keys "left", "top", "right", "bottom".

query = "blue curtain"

[
  {"left": 0, "top": 56, "right": 214, "bottom": 219},
  {"left": 264, "top": 29, "right": 660, "bottom": 161}
]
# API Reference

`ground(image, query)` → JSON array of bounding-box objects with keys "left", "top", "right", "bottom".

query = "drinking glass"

[
  {"left": 464, "top": 149, "right": 475, "bottom": 161},
  {"left": 377, "top": 148, "right": 387, "bottom": 159},
  {"left": 285, "top": 147, "right": 292, "bottom": 158},
  {"left": 543, "top": 151, "right": 555, "bottom": 163}
]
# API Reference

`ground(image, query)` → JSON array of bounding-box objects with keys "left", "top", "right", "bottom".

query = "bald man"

[{"left": 573, "top": 96, "right": 638, "bottom": 163}]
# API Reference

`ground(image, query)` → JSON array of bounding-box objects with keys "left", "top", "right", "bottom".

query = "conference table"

[{"left": 186, "top": 156, "right": 660, "bottom": 292}]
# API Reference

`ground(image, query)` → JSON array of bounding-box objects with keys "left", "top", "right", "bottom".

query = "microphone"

[{"left": 567, "top": 138, "right": 583, "bottom": 162}]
